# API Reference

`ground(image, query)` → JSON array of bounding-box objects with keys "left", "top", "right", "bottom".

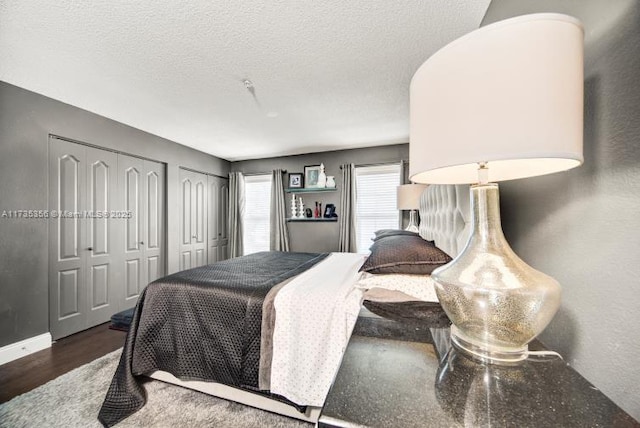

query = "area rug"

[{"left": 0, "top": 350, "right": 309, "bottom": 428}]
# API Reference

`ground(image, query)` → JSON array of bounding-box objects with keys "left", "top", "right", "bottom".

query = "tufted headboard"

[{"left": 419, "top": 184, "right": 471, "bottom": 258}]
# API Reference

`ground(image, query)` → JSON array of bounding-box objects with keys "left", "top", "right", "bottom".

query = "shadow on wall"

[{"left": 494, "top": 0, "right": 640, "bottom": 421}]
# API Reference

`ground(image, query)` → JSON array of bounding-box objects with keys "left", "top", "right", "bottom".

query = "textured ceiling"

[{"left": 0, "top": 1, "right": 490, "bottom": 161}]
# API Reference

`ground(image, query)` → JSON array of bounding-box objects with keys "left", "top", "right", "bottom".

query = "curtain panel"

[
  {"left": 270, "top": 169, "right": 290, "bottom": 251},
  {"left": 338, "top": 163, "right": 357, "bottom": 252},
  {"left": 400, "top": 159, "right": 410, "bottom": 229},
  {"left": 228, "top": 171, "right": 245, "bottom": 258}
]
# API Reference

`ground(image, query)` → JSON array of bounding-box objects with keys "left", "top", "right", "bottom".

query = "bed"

[
  {"left": 98, "top": 251, "right": 366, "bottom": 426},
  {"left": 98, "top": 184, "right": 471, "bottom": 427}
]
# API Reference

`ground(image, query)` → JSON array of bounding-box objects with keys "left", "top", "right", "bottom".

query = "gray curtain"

[
  {"left": 400, "top": 160, "right": 410, "bottom": 229},
  {"left": 338, "top": 163, "right": 358, "bottom": 252},
  {"left": 228, "top": 171, "right": 245, "bottom": 258},
  {"left": 270, "top": 169, "right": 290, "bottom": 251}
]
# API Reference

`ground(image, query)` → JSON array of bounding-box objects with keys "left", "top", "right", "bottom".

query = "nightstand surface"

[{"left": 319, "top": 315, "right": 639, "bottom": 428}]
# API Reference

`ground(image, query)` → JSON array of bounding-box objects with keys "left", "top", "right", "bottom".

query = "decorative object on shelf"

[
  {"left": 290, "top": 194, "right": 297, "bottom": 219},
  {"left": 409, "top": 14, "right": 584, "bottom": 363},
  {"left": 397, "top": 183, "right": 428, "bottom": 232},
  {"left": 304, "top": 165, "right": 322, "bottom": 188},
  {"left": 326, "top": 175, "right": 336, "bottom": 188},
  {"left": 288, "top": 173, "right": 304, "bottom": 189},
  {"left": 297, "top": 196, "right": 305, "bottom": 219},
  {"left": 305, "top": 208, "right": 313, "bottom": 218},
  {"left": 317, "top": 163, "right": 327, "bottom": 188},
  {"left": 324, "top": 203, "right": 337, "bottom": 218}
]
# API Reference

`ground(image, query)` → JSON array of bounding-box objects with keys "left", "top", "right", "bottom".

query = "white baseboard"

[{"left": 0, "top": 332, "right": 52, "bottom": 366}]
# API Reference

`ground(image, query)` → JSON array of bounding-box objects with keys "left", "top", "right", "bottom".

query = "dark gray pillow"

[
  {"left": 361, "top": 235, "right": 452, "bottom": 275},
  {"left": 372, "top": 229, "right": 420, "bottom": 242}
]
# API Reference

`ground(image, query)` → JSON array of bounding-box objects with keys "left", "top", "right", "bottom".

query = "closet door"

[
  {"left": 50, "top": 138, "right": 165, "bottom": 337},
  {"left": 119, "top": 154, "right": 145, "bottom": 307},
  {"left": 144, "top": 161, "right": 165, "bottom": 285},
  {"left": 206, "top": 175, "right": 229, "bottom": 263},
  {"left": 49, "top": 139, "right": 88, "bottom": 339},
  {"left": 208, "top": 176, "right": 220, "bottom": 264},
  {"left": 193, "top": 173, "right": 207, "bottom": 267},
  {"left": 208, "top": 176, "right": 229, "bottom": 262},
  {"left": 218, "top": 178, "right": 229, "bottom": 261},
  {"left": 179, "top": 168, "right": 207, "bottom": 270},
  {"left": 118, "top": 155, "right": 166, "bottom": 309},
  {"left": 49, "top": 138, "right": 118, "bottom": 339},
  {"left": 85, "top": 146, "right": 119, "bottom": 326}
]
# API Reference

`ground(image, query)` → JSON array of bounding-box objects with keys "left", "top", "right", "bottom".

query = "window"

[
  {"left": 355, "top": 163, "right": 401, "bottom": 253},
  {"left": 243, "top": 174, "right": 272, "bottom": 255}
]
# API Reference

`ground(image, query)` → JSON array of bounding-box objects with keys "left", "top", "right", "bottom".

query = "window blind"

[
  {"left": 243, "top": 174, "right": 272, "bottom": 255},
  {"left": 355, "top": 163, "right": 401, "bottom": 254}
]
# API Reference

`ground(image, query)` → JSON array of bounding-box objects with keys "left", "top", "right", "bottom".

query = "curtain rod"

[
  {"left": 340, "top": 160, "right": 406, "bottom": 169},
  {"left": 242, "top": 170, "right": 287, "bottom": 177}
]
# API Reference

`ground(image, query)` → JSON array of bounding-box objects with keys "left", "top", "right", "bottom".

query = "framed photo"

[
  {"left": 304, "top": 165, "right": 322, "bottom": 188},
  {"left": 288, "top": 173, "right": 304, "bottom": 189},
  {"left": 324, "top": 203, "right": 336, "bottom": 218}
]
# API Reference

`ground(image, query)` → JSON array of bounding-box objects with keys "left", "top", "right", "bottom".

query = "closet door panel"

[
  {"left": 85, "top": 147, "right": 118, "bottom": 325},
  {"left": 49, "top": 138, "right": 86, "bottom": 339},
  {"left": 194, "top": 180, "right": 206, "bottom": 245},
  {"left": 58, "top": 269, "right": 80, "bottom": 319},
  {"left": 193, "top": 176, "right": 207, "bottom": 267},
  {"left": 179, "top": 170, "right": 193, "bottom": 271},
  {"left": 118, "top": 154, "right": 145, "bottom": 307},
  {"left": 124, "top": 166, "right": 141, "bottom": 253},
  {"left": 207, "top": 176, "right": 229, "bottom": 263},
  {"left": 143, "top": 160, "right": 165, "bottom": 283},
  {"left": 218, "top": 179, "right": 229, "bottom": 260},
  {"left": 179, "top": 168, "right": 207, "bottom": 270},
  {"left": 208, "top": 176, "right": 219, "bottom": 264}
]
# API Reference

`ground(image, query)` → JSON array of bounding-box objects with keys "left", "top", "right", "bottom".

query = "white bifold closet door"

[
  {"left": 118, "top": 154, "right": 165, "bottom": 309},
  {"left": 48, "top": 137, "right": 165, "bottom": 340},
  {"left": 179, "top": 168, "right": 208, "bottom": 270},
  {"left": 207, "top": 175, "right": 229, "bottom": 263}
]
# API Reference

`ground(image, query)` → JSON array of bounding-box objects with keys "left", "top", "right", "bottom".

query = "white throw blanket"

[{"left": 270, "top": 252, "right": 366, "bottom": 406}]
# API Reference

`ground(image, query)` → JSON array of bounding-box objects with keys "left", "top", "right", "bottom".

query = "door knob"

[
  {"left": 140, "top": 241, "right": 144, "bottom": 245},
  {"left": 192, "top": 235, "right": 197, "bottom": 239},
  {"left": 88, "top": 247, "right": 93, "bottom": 251}
]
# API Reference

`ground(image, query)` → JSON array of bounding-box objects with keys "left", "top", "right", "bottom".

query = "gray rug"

[{"left": 0, "top": 350, "right": 309, "bottom": 428}]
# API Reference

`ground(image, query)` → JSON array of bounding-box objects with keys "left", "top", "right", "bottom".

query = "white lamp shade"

[
  {"left": 409, "top": 14, "right": 584, "bottom": 184},
  {"left": 397, "top": 183, "right": 428, "bottom": 210}
]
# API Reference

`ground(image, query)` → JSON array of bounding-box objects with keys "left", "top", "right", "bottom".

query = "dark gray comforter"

[{"left": 98, "top": 251, "right": 328, "bottom": 427}]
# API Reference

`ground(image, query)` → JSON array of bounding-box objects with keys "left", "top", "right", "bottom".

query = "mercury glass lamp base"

[
  {"left": 450, "top": 326, "right": 528, "bottom": 363},
  {"left": 432, "top": 184, "right": 561, "bottom": 366},
  {"left": 405, "top": 210, "right": 420, "bottom": 233}
]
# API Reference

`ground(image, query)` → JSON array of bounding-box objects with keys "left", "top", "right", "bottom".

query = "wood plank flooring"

[{"left": 0, "top": 323, "right": 126, "bottom": 403}]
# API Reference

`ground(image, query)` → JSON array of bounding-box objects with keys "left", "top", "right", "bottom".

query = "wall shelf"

[
  {"left": 287, "top": 217, "right": 338, "bottom": 222},
  {"left": 285, "top": 187, "right": 337, "bottom": 194}
]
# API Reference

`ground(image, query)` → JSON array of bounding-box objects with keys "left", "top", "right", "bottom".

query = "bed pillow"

[
  {"left": 355, "top": 272, "right": 439, "bottom": 302},
  {"left": 360, "top": 234, "right": 451, "bottom": 275},
  {"left": 372, "top": 229, "right": 420, "bottom": 241}
]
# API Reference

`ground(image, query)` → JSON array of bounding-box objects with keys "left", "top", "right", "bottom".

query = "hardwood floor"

[{"left": 0, "top": 323, "right": 126, "bottom": 404}]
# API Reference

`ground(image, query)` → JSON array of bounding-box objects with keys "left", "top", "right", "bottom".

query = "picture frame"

[
  {"left": 324, "top": 203, "right": 336, "bottom": 218},
  {"left": 304, "top": 165, "right": 322, "bottom": 188},
  {"left": 288, "top": 173, "right": 304, "bottom": 189}
]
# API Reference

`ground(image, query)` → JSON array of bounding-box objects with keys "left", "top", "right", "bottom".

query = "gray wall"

[
  {"left": 0, "top": 81, "right": 230, "bottom": 347},
  {"left": 483, "top": 0, "right": 640, "bottom": 420},
  {"left": 232, "top": 144, "right": 409, "bottom": 252}
]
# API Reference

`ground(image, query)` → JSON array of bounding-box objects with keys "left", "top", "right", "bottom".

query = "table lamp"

[
  {"left": 397, "top": 183, "right": 428, "bottom": 232},
  {"left": 409, "top": 14, "right": 584, "bottom": 363}
]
